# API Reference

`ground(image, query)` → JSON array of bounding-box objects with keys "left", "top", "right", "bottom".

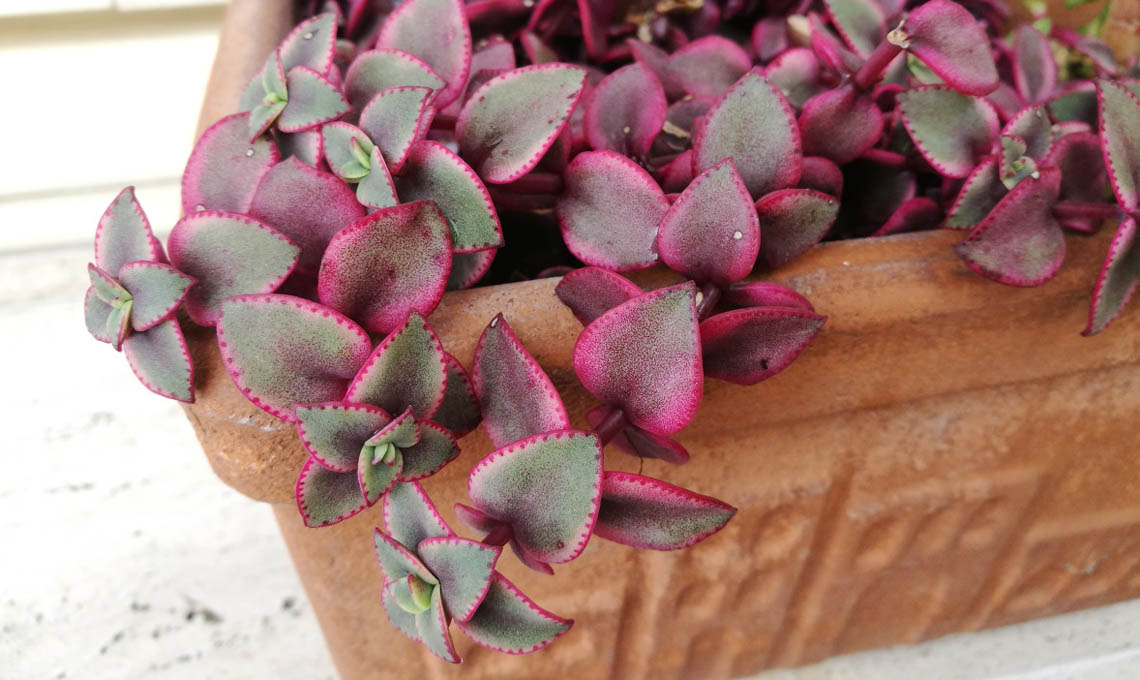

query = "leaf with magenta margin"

[
  {"left": 182, "top": 113, "right": 279, "bottom": 214},
  {"left": 595, "top": 471, "right": 736, "bottom": 550},
  {"left": 296, "top": 402, "right": 392, "bottom": 472},
  {"left": 122, "top": 320, "right": 194, "bottom": 403},
  {"left": 278, "top": 67, "right": 350, "bottom": 134},
  {"left": 456, "top": 573, "right": 572, "bottom": 654},
  {"left": 1012, "top": 25, "right": 1057, "bottom": 105},
  {"left": 724, "top": 282, "right": 816, "bottom": 311},
  {"left": 584, "top": 63, "right": 665, "bottom": 160},
  {"left": 417, "top": 536, "right": 500, "bottom": 622},
  {"left": 799, "top": 85, "right": 883, "bottom": 165},
  {"left": 1084, "top": 217, "right": 1140, "bottom": 336},
  {"left": 359, "top": 86, "right": 434, "bottom": 173},
  {"left": 117, "top": 262, "right": 195, "bottom": 332},
  {"left": 667, "top": 36, "right": 751, "bottom": 100},
  {"left": 898, "top": 86, "right": 999, "bottom": 178},
  {"left": 554, "top": 267, "right": 642, "bottom": 326},
  {"left": 384, "top": 481, "right": 452, "bottom": 550},
  {"left": 824, "top": 0, "right": 885, "bottom": 57},
  {"left": 432, "top": 354, "right": 482, "bottom": 436},
  {"left": 700, "top": 306, "right": 826, "bottom": 385},
  {"left": 755, "top": 188, "right": 839, "bottom": 268},
  {"left": 399, "top": 421, "right": 460, "bottom": 480},
  {"left": 1098, "top": 80, "right": 1140, "bottom": 212},
  {"left": 377, "top": 0, "right": 471, "bottom": 108},
  {"left": 296, "top": 455, "right": 369, "bottom": 527},
  {"left": 344, "top": 49, "right": 444, "bottom": 112},
  {"left": 903, "top": 0, "right": 999, "bottom": 96},
  {"left": 94, "top": 187, "right": 164, "bottom": 275}
]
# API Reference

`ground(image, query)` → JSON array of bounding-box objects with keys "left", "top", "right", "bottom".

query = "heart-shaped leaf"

[
  {"left": 667, "top": 36, "right": 751, "bottom": 100},
  {"left": 556, "top": 150, "right": 668, "bottom": 271},
  {"left": 321, "top": 122, "right": 374, "bottom": 181},
  {"left": 167, "top": 211, "right": 299, "bottom": 326},
  {"left": 955, "top": 167, "right": 1065, "bottom": 286},
  {"left": 417, "top": 536, "right": 500, "bottom": 622},
  {"left": 1012, "top": 25, "right": 1056, "bottom": 105},
  {"left": 628, "top": 39, "right": 684, "bottom": 99},
  {"left": 1002, "top": 105, "right": 1053, "bottom": 161},
  {"left": 248, "top": 157, "right": 366, "bottom": 273},
  {"left": 799, "top": 85, "right": 884, "bottom": 165},
  {"left": 377, "top": 0, "right": 471, "bottom": 108},
  {"left": 752, "top": 16, "right": 789, "bottom": 62},
  {"left": 399, "top": 421, "right": 460, "bottom": 480},
  {"left": 467, "top": 430, "right": 602, "bottom": 564},
  {"left": 693, "top": 70, "right": 802, "bottom": 198},
  {"left": 573, "top": 283, "right": 702, "bottom": 435},
  {"left": 945, "top": 156, "right": 1006, "bottom": 229},
  {"left": 755, "top": 188, "right": 840, "bottom": 268},
  {"left": 724, "top": 282, "right": 816, "bottom": 311},
  {"left": 446, "top": 249, "right": 495, "bottom": 291},
  {"left": 122, "top": 320, "right": 194, "bottom": 403},
  {"left": 473, "top": 315, "right": 570, "bottom": 448},
  {"left": 765, "top": 48, "right": 826, "bottom": 109},
  {"left": 296, "top": 402, "right": 392, "bottom": 472},
  {"left": 871, "top": 196, "right": 943, "bottom": 236},
  {"left": 344, "top": 49, "right": 445, "bottom": 112},
  {"left": 296, "top": 453, "right": 369, "bottom": 527},
  {"left": 359, "top": 86, "right": 435, "bottom": 173},
  {"left": 554, "top": 267, "right": 642, "bottom": 325},
  {"left": 457, "top": 64, "right": 587, "bottom": 184},
  {"left": 1084, "top": 217, "right": 1140, "bottom": 336},
  {"left": 385, "top": 481, "right": 453, "bottom": 551},
  {"left": 374, "top": 529, "right": 437, "bottom": 585},
  {"left": 798, "top": 156, "right": 844, "bottom": 196},
  {"left": 701, "top": 306, "right": 826, "bottom": 384},
  {"left": 117, "top": 261, "right": 195, "bottom": 332},
  {"left": 594, "top": 471, "right": 736, "bottom": 550},
  {"left": 318, "top": 201, "right": 452, "bottom": 334},
  {"left": 95, "top": 187, "right": 164, "bottom": 276},
  {"left": 1097, "top": 80, "right": 1140, "bottom": 212},
  {"left": 1045, "top": 131, "right": 1109, "bottom": 231},
  {"left": 898, "top": 86, "right": 999, "bottom": 178},
  {"left": 182, "top": 113, "right": 279, "bottom": 215},
  {"left": 279, "top": 12, "right": 337, "bottom": 76},
  {"left": 344, "top": 313, "right": 448, "bottom": 425},
  {"left": 278, "top": 66, "right": 350, "bottom": 133},
  {"left": 585, "top": 406, "right": 690, "bottom": 464},
  {"left": 453, "top": 502, "right": 501, "bottom": 534},
  {"left": 825, "top": 0, "right": 885, "bottom": 57},
  {"left": 902, "top": 0, "right": 999, "bottom": 96},
  {"left": 395, "top": 140, "right": 503, "bottom": 252},
  {"left": 584, "top": 63, "right": 666, "bottom": 160},
  {"left": 658, "top": 159, "right": 761, "bottom": 288},
  {"left": 217, "top": 294, "right": 372, "bottom": 422},
  {"left": 455, "top": 573, "right": 572, "bottom": 654}
]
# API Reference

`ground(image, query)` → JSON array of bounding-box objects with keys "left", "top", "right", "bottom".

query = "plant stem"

[
  {"left": 852, "top": 41, "right": 903, "bottom": 91},
  {"left": 593, "top": 406, "right": 628, "bottom": 445},
  {"left": 696, "top": 282, "right": 721, "bottom": 320},
  {"left": 482, "top": 523, "right": 514, "bottom": 547},
  {"left": 1051, "top": 201, "right": 1122, "bottom": 222}
]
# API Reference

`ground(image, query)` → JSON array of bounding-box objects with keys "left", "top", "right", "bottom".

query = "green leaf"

[{"left": 417, "top": 537, "right": 499, "bottom": 622}]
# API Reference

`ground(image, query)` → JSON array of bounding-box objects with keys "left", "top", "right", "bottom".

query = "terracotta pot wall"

[{"left": 184, "top": 2, "right": 1140, "bottom": 678}]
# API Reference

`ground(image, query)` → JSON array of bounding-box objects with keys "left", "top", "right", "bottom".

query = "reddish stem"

[
  {"left": 482, "top": 523, "right": 514, "bottom": 547},
  {"left": 696, "top": 282, "right": 721, "bottom": 320},
  {"left": 1051, "top": 201, "right": 1122, "bottom": 222},
  {"left": 852, "top": 41, "right": 903, "bottom": 91},
  {"left": 593, "top": 406, "right": 628, "bottom": 445}
]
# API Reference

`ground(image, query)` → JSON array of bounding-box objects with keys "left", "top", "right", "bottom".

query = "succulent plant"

[{"left": 84, "top": 0, "right": 1140, "bottom": 664}]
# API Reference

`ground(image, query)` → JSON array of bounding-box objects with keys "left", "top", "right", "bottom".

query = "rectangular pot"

[{"left": 185, "top": 2, "right": 1140, "bottom": 678}]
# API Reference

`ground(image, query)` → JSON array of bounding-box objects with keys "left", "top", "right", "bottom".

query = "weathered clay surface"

[{"left": 183, "top": 2, "right": 1140, "bottom": 678}]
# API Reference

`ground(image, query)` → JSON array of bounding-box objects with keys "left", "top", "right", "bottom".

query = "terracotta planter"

[{"left": 185, "top": 2, "right": 1140, "bottom": 678}]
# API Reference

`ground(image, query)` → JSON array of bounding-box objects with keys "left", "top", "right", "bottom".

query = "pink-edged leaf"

[
  {"left": 556, "top": 150, "right": 667, "bottom": 271},
  {"left": 658, "top": 159, "right": 761, "bottom": 287},
  {"left": 104, "top": 296, "right": 132, "bottom": 351},
  {"left": 999, "top": 136, "right": 1038, "bottom": 189},
  {"left": 1085, "top": 217, "right": 1140, "bottom": 336},
  {"left": 1097, "top": 80, "right": 1140, "bottom": 212},
  {"left": 359, "top": 86, "right": 434, "bottom": 173},
  {"left": 453, "top": 503, "right": 500, "bottom": 534},
  {"left": 1002, "top": 105, "right": 1053, "bottom": 161},
  {"left": 365, "top": 408, "right": 421, "bottom": 450},
  {"left": 122, "top": 319, "right": 194, "bottom": 402},
  {"left": 667, "top": 36, "right": 751, "bottom": 100},
  {"left": 1012, "top": 25, "right": 1056, "bottom": 105},
  {"left": 700, "top": 306, "right": 826, "bottom": 384},
  {"left": 343, "top": 49, "right": 445, "bottom": 112},
  {"left": 433, "top": 355, "right": 481, "bottom": 437},
  {"left": 902, "top": 0, "right": 999, "bottom": 96},
  {"left": 955, "top": 167, "right": 1065, "bottom": 286},
  {"left": 871, "top": 196, "right": 943, "bottom": 236},
  {"left": 116, "top": 261, "right": 195, "bottom": 332},
  {"left": 658, "top": 150, "right": 695, "bottom": 193},
  {"left": 94, "top": 187, "right": 164, "bottom": 275},
  {"left": 359, "top": 442, "right": 403, "bottom": 505},
  {"left": 296, "top": 401, "right": 391, "bottom": 472},
  {"left": 825, "top": 0, "right": 885, "bottom": 56},
  {"left": 473, "top": 314, "right": 569, "bottom": 448},
  {"left": 280, "top": 12, "right": 337, "bottom": 74},
  {"left": 755, "top": 188, "right": 839, "bottom": 268},
  {"left": 628, "top": 39, "right": 684, "bottom": 99},
  {"left": 765, "top": 48, "right": 826, "bottom": 110},
  {"left": 468, "top": 430, "right": 602, "bottom": 564},
  {"left": 446, "top": 249, "right": 495, "bottom": 291},
  {"left": 1049, "top": 81, "right": 1098, "bottom": 125},
  {"left": 456, "top": 572, "right": 572, "bottom": 654},
  {"left": 584, "top": 63, "right": 666, "bottom": 160},
  {"left": 377, "top": 0, "right": 471, "bottom": 109},
  {"left": 182, "top": 113, "right": 279, "bottom": 214},
  {"left": 416, "top": 580, "right": 460, "bottom": 663},
  {"left": 752, "top": 16, "right": 789, "bottom": 62},
  {"left": 573, "top": 283, "right": 702, "bottom": 435},
  {"left": 399, "top": 421, "right": 460, "bottom": 480},
  {"left": 317, "top": 201, "right": 452, "bottom": 334},
  {"left": 520, "top": 30, "right": 559, "bottom": 65},
  {"left": 554, "top": 267, "right": 642, "bottom": 326},
  {"left": 799, "top": 85, "right": 884, "bottom": 165},
  {"left": 945, "top": 155, "right": 1006, "bottom": 229},
  {"left": 595, "top": 471, "right": 736, "bottom": 550},
  {"left": 1046, "top": 131, "right": 1108, "bottom": 231},
  {"left": 88, "top": 262, "right": 129, "bottom": 305},
  {"left": 275, "top": 128, "right": 324, "bottom": 167},
  {"left": 898, "top": 86, "right": 999, "bottom": 178},
  {"left": 798, "top": 156, "right": 844, "bottom": 196},
  {"left": 358, "top": 147, "right": 400, "bottom": 209},
  {"left": 278, "top": 67, "right": 350, "bottom": 133},
  {"left": 296, "top": 456, "right": 368, "bottom": 527},
  {"left": 1051, "top": 27, "right": 1117, "bottom": 76},
  {"left": 509, "top": 540, "right": 555, "bottom": 575},
  {"left": 346, "top": 311, "right": 448, "bottom": 420},
  {"left": 384, "top": 481, "right": 453, "bottom": 548},
  {"left": 216, "top": 294, "right": 372, "bottom": 422},
  {"left": 167, "top": 211, "right": 299, "bottom": 326},
  {"left": 321, "top": 121, "right": 374, "bottom": 181},
  {"left": 381, "top": 579, "right": 424, "bottom": 643},
  {"left": 724, "top": 281, "right": 816, "bottom": 311},
  {"left": 417, "top": 536, "right": 500, "bottom": 622},
  {"left": 394, "top": 140, "right": 503, "bottom": 253},
  {"left": 248, "top": 157, "right": 366, "bottom": 273},
  {"left": 693, "top": 70, "right": 802, "bottom": 198},
  {"left": 84, "top": 287, "right": 112, "bottom": 343},
  {"left": 374, "top": 529, "right": 436, "bottom": 584},
  {"left": 808, "top": 13, "right": 862, "bottom": 75},
  {"left": 456, "top": 64, "right": 587, "bottom": 184},
  {"left": 585, "top": 406, "right": 690, "bottom": 465}
]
